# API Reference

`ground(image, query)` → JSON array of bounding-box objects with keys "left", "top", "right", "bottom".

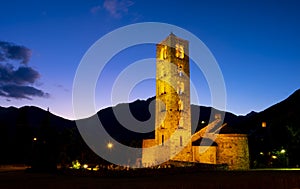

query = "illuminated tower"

[
  {"left": 155, "top": 33, "right": 192, "bottom": 162},
  {"left": 143, "top": 34, "right": 249, "bottom": 169}
]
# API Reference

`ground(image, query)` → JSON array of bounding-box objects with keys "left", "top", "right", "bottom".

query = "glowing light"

[
  {"left": 260, "top": 152, "right": 264, "bottom": 155},
  {"left": 93, "top": 165, "right": 99, "bottom": 171},
  {"left": 175, "top": 44, "right": 184, "bottom": 59},
  {"left": 72, "top": 160, "right": 81, "bottom": 169},
  {"left": 160, "top": 46, "right": 167, "bottom": 60},
  {"left": 33, "top": 137, "right": 37, "bottom": 141},
  {"left": 262, "top": 122, "right": 267, "bottom": 128},
  {"left": 83, "top": 164, "right": 88, "bottom": 169},
  {"left": 107, "top": 142, "right": 113, "bottom": 149},
  {"left": 272, "top": 155, "right": 277, "bottom": 159},
  {"left": 201, "top": 121, "right": 205, "bottom": 124},
  {"left": 280, "top": 149, "right": 286, "bottom": 154}
]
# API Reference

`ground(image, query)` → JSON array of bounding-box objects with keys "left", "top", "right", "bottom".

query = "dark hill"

[
  {"left": 238, "top": 89, "right": 300, "bottom": 166},
  {"left": 0, "top": 89, "right": 299, "bottom": 167}
]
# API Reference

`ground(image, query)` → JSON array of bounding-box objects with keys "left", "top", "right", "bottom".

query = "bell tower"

[{"left": 155, "top": 33, "right": 192, "bottom": 162}]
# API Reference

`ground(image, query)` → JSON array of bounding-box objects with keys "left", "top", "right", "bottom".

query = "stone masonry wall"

[{"left": 215, "top": 134, "right": 250, "bottom": 170}]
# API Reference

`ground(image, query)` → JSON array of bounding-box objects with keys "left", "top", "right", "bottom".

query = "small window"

[
  {"left": 180, "top": 82, "right": 184, "bottom": 93},
  {"left": 178, "top": 65, "right": 183, "bottom": 77},
  {"left": 180, "top": 136, "right": 183, "bottom": 146},
  {"left": 175, "top": 44, "right": 184, "bottom": 59},
  {"left": 178, "top": 118, "right": 183, "bottom": 129},
  {"left": 179, "top": 71, "right": 183, "bottom": 77},
  {"left": 160, "top": 46, "right": 167, "bottom": 60},
  {"left": 178, "top": 100, "right": 183, "bottom": 111},
  {"left": 177, "top": 82, "right": 184, "bottom": 95}
]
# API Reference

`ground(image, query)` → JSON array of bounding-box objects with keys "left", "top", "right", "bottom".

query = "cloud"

[
  {"left": 103, "top": 0, "right": 134, "bottom": 19},
  {"left": 0, "top": 84, "right": 49, "bottom": 100},
  {"left": 0, "top": 41, "right": 48, "bottom": 100},
  {"left": 0, "top": 41, "right": 32, "bottom": 64},
  {"left": 0, "top": 64, "right": 40, "bottom": 84}
]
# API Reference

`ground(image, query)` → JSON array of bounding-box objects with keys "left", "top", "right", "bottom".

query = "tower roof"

[{"left": 158, "top": 33, "right": 189, "bottom": 45}]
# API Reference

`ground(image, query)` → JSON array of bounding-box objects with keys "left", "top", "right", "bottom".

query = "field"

[{"left": 1, "top": 168, "right": 300, "bottom": 189}]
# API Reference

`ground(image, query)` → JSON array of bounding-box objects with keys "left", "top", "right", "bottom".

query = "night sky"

[{"left": 0, "top": 0, "right": 299, "bottom": 119}]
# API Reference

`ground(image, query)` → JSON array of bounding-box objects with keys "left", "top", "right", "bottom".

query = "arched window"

[
  {"left": 178, "top": 64, "right": 183, "bottom": 77},
  {"left": 160, "top": 46, "right": 167, "bottom": 60},
  {"left": 175, "top": 44, "right": 184, "bottom": 59},
  {"left": 178, "top": 118, "right": 184, "bottom": 129},
  {"left": 178, "top": 82, "right": 184, "bottom": 94}
]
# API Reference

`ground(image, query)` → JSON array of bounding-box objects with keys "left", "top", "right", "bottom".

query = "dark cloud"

[
  {"left": 0, "top": 41, "right": 48, "bottom": 100},
  {"left": 13, "top": 66, "right": 40, "bottom": 84},
  {"left": 0, "top": 41, "right": 32, "bottom": 64},
  {"left": 0, "top": 84, "right": 49, "bottom": 100},
  {"left": 0, "top": 64, "right": 40, "bottom": 84}
]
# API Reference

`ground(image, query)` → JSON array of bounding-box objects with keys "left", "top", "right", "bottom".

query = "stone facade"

[
  {"left": 215, "top": 134, "right": 250, "bottom": 170},
  {"left": 142, "top": 34, "right": 250, "bottom": 170},
  {"left": 192, "top": 146, "right": 217, "bottom": 164},
  {"left": 192, "top": 134, "right": 250, "bottom": 169}
]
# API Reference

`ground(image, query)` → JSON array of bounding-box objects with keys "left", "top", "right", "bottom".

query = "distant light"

[
  {"left": 262, "top": 122, "right": 267, "bottom": 128},
  {"left": 93, "top": 165, "right": 99, "bottom": 171},
  {"left": 201, "top": 121, "right": 205, "bottom": 124},
  {"left": 83, "top": 164, "right": 88, "bottom": 169},
  {"left": 280, "top": 149, "right": 286, "bottom": 154},
  {"left": 260, "top": 152, "right": 264, "bottom": 155},
  {"left": 33, "top": 137, "right": 37, "bottom": 141},
  {"left": 72, "top": 160, "right": 81, "bottom": 169},
  {"left": 107, "top": 142, "right": 113, "bottom": 149},
  {"left": 272, "top": 155, "right": 277, "bottom": 159}
]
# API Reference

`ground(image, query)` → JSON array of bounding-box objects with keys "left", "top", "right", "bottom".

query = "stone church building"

[{"left": 142, "top": 33, "right": 249, "bottom": 170}]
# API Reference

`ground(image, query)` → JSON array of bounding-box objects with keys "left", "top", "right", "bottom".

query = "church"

[{"left": 142, "top": 33, "right": 250, "bottom": 170}]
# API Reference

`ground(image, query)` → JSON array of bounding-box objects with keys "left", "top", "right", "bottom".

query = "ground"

[{"left": 1, "top": 168, "right": 300, "bottom": 189}]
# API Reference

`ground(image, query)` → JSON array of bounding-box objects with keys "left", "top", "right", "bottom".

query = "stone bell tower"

[
  {"left": 154, "top": 33, "right": 192, "bottom": 162},
  {"left": 142, "top": 33, "right": 193, "bottom": 166}
]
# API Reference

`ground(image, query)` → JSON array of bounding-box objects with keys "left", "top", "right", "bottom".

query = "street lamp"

[{"left": 107, "top": 142, "right": 113, "bottom": 149}]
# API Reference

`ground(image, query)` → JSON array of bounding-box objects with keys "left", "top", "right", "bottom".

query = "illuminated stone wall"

[
  {"left": 155, "top": 34, "right": 192, "bottom": 162},
  {"left": 193, "top": 146, "right": 217, "bottom": 164},
  {"left": 142, "top": 33, "right": 193, "bottom": 165},
  {"left": 142, "top": 139, "right": 156, "bottom": 167},
  {"left": 215, "top": 134, "right": 250, "bottom": 170}
]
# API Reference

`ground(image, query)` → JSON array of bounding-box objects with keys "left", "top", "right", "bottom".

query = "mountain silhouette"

[
  {"left": 237, "top": 89, "right": 300, "bottom": 166},
  {"left": 0, "top": 88, "right": 299, "bottom": 167}
]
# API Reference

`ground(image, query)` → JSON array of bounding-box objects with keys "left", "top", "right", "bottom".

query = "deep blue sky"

[{"left": 0, "top": 0, "right": 299, "bottom": 119}]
